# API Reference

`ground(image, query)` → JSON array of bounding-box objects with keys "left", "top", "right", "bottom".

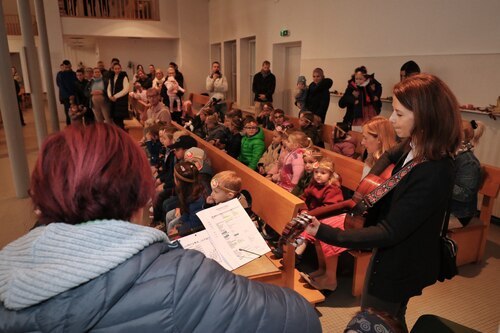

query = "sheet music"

[
  {"left": 178, "top": 230, "right": 232, "bottom": 271},
  {"left": 195, "top": 198, "right": 271, "bottom": 270}
]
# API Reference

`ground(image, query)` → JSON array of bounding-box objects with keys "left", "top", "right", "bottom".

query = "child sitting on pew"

[
  {"left": 151, "top": 134, "right": 197, "bottom": 229},
  {"left": 258, "top": 127, "right": 284, "bottom": 176},
  {"left": 299, "top": 111, "right": 322, "bottom": 147},
  {"left": 257, "top": 102, "right": 274, "bottom": 130},
  {"left": 291, "top": 147, "right": 323, "bottom": 197},
  {"left": 144, "top": 124, "right": 163, "bottom": 168},
  {"left": 184, "top": 147, "right": 213, "bottom": 195},
  {"left": 205, "top": 171, "right": 251, "bottom": 213},
  {"left": 223, "top": 116, "right": 244, "bottom": 159},
  {"left": 297, "top": 159, "right": 345, "bottom": 292},
  {"left": 270, "top": 109, "right": 292, "bottom": 131},
  {"left": 449, "top": 119, "right": 485, "bottom": 228},
  {"left": 238, "top": 116, "right": 266, "bottom": 170},
  {"left": 332, "top": 123, "right": 357, "bottom": 158},
  {"left": 204, "top": 114, "right": 228, "bottom": 147},
  {"left": 272, "top": 130, "right": 311, "bottom": 192},
  {"left": 69, "top": 95, "right": 87, "bottom": 126},
  {"left": 166, "top": 161, "right": 208, "bottom": 238}
]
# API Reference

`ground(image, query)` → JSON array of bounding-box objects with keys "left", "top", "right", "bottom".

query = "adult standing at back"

[
  {"left": 161, "top": 66, "right": 185, "bottom": 123},
  {"left": 400, "top": 60, "right": 420, "bottom": 81},
  {"left": 206, "top": 61, "right": 228, "bottom": 121},
  {"left": 56, "top": 59, "right": 77, "bottom": 125},
  {"left": 305, "top": 68, "right": 333, "bottom": 123},
  {"left": 252, "top": 60, "right": 276, "bottom": 116},
  {"left": 107, "top": 62, "right": 129, "bottom": 129}
]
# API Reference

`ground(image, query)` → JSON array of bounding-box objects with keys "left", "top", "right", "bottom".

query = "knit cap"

[
  {"left": 297, "top": 75, "right": 306, "bottom": 84},
  {"left": 184, "top": 147, "right": 206, "bottom": 171}
]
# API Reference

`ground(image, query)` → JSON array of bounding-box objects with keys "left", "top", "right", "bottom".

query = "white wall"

[
  {"left": 95, "top": 37, "right": 179, "bottom": 78},
  {"left": 209, "top": 0, "right": 500, "bottom": 107},
  {"left": 177, "top": 0, "right": 210, "bottom": 95}
]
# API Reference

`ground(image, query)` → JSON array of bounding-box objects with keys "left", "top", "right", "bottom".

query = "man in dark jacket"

[
  {"left": 74, "top": 68, "right": 95, "bottom": 124},
  {"left": 56, "top": 59, "right": 77, "bottom": 125},
  {"left": 252, "top": 60, "right": 276, "bottom": 116}
]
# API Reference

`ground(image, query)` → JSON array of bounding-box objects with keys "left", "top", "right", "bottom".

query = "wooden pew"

[
  {"left": 448, "top": 164, "right": 500, "bottom": 266},
  {"left": 170, "top": 122, "right": 325, "bottom": 305},
  {"left": 125, "top": 97, "right": 149, "bottom": 141},
  {"left": 129, "top": 120, "right": 499, "bottom": 299}
]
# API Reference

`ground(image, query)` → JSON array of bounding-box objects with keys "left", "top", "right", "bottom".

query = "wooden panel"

[{"left": 349, "top": 250, "right": 372, "bottom": 297}]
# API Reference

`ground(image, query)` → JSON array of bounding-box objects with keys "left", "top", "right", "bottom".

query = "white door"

[
  {"left": 249, "top": 40, "right": 256, "bottom": 106},
  {"left": 283, "top": 46, "right": 301, "bottom": 115}
]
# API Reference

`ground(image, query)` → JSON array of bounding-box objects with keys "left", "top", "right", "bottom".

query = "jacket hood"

[{"left": 0, "top": 220, "right": 168, "bottom": 310}]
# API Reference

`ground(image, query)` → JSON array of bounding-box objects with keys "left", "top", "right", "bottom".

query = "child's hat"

[
  {"left": 297, "top": 76, "right": 306, "bottom": 84},
  {"left": 168, "top": 135, "right": 197, "bottom": 150},
  {"left": 184, "top": 147, "right": 206, "bottom": 171}
]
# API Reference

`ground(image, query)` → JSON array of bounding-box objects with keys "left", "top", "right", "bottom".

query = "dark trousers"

[
  {"left": 153, "top": 188, "right": 174, "bottom": 222},
  {"left": 63, "top": 98, "right": 71, "bottom": 125},
  {"left": 361, "top": 251, "right": 410, "bottom": 332}
]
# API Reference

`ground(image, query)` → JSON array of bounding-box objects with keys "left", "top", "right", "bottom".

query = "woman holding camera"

[{"left": 206, "top": 61, "right": 228, "bottom": 121}]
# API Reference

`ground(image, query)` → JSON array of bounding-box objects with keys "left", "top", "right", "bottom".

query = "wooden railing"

[
  {"left": 58, "top": 0, "right": 159, "bottom": 20},
  {"left": 5, "top": 15, "right": 38, "bottom": 36}
]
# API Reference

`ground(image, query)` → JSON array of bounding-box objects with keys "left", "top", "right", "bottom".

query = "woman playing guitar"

[{"left": 305, "top": 74, "right": 462, "bottom": 332}]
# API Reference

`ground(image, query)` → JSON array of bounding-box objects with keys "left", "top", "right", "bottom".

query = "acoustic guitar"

[{"left": 278, "top": 165, "right": 395, "bottom": 248}]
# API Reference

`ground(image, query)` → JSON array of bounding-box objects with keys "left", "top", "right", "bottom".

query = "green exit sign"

[{"left": 280, "top": 29, "right": 289, "bottom": 37}]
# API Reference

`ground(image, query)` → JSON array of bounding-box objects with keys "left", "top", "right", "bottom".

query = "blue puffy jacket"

[{"left": 0, "top": 242, "right": 321, "bottom": 333}]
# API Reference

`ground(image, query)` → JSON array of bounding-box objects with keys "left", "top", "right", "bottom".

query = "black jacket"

[
  {"left": 109, "top": 71, "right": 129, "bottom": 118},
  {"left": 252, "top": 71, "right": 276, "bottom": 102},
  {"left": 338, "top": 76, "right": 382, "bottom": 125},
  {"left": 316, "top": 145, "right": 454, "bottom": 302},
  {"left": 305, "top": 78, "right": 333, "bottom": 123}
]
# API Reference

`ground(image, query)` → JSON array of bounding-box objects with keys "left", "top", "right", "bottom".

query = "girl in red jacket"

[{"left": 297, "top": 159, "right": 346, "bottom": 291}]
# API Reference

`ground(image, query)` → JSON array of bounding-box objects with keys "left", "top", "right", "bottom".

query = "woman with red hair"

[
  {"left": 306, "top": 74, "right": 462, "bottom": 331},
  {"left": 0, "top": 124, "right": 321, "bottom": 332}
]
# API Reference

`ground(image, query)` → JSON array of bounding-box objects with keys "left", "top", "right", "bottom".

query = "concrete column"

[
  {"left": 0, "top": 2, "right": 30, "bottom": 198},
  {"left": 17, "top": 0, "right": 48, "bottom": 147},
  {"left": 34, "top": 0, "right": 59, "bottom": 133}
]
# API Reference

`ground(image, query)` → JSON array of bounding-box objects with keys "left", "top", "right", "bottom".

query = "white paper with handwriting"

[{"left": 179, "top": 198, "right": 270, "bottom": 271}]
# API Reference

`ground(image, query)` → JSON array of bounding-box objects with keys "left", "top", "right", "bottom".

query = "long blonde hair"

[
  {"left": 462, "top": 119, "right": 485, "bottom": 147},
  {"left": 363, "top": 116, "right": 397, "bottom": 167},
  {"left": 287, "top": 130, "right": 313, "bottom": 150}
]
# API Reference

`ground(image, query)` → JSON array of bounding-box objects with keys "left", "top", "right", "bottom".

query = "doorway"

[
  {"left": 272, "top": 42, "right": 301, "bottom": 115},
  {"left": 224, "top": 40, "right": 237, "bottom": 103},
  {"left": 239, "top": 36, "right": 256, "bottom": 108}
]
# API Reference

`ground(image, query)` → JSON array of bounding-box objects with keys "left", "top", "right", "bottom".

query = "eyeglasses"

[
  {"left": 274, "top": 115, "right": 284, "bottom": 118},
  {"left": 147, "top": 94, "right": 159, "bottom": 99},
  {"left": 244, "top": 126, "right": 258, "bottom": 130}
]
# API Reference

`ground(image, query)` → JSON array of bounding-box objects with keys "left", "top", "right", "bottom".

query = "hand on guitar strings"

[{"left": 305, "top": 217, "right": 321, "bottom": 237}]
